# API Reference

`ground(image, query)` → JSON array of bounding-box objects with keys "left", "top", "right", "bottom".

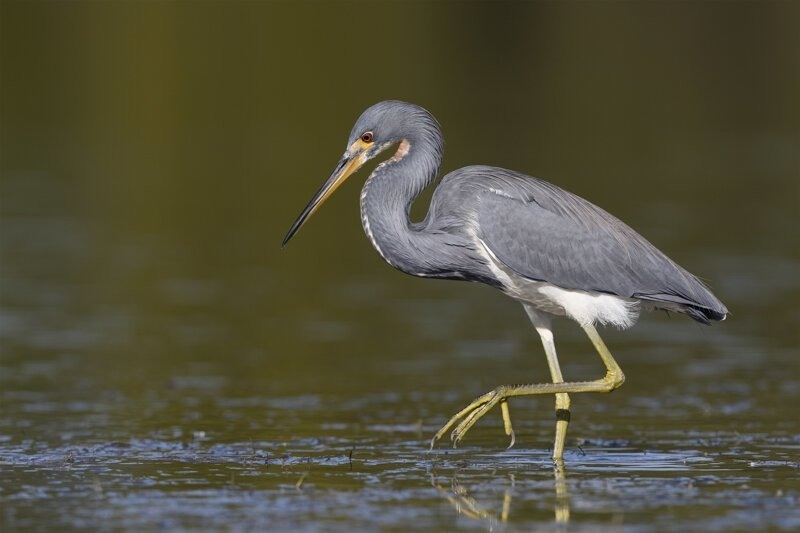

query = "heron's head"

[{"left": 282, "top": 100, "right": 437, "bottom": 247}]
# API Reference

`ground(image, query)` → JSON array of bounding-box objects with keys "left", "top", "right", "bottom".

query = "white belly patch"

[{"left": 475, "top": 238, "right": 640, "bottom": 329}]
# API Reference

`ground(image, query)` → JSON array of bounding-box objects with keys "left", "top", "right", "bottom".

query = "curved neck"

[{"left": 359, "top": 134, "right": 445, "bottom": 276}]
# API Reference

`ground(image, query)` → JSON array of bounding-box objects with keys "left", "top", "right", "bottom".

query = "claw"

[
  {"left": 500, "top": 399, "right": 515, "bottom": 449},
  {"left": 451, "top": 424, "right": 467, "bottom": 448},
  {"left": 506, "top": 429, "right": 516, "bottom": 449}
]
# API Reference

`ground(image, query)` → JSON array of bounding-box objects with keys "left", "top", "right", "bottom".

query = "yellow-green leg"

[
  {"left": 430, "top": 319, "right": 625, "bottom": 462},
  {"left": 524, "top": 306, "right": 571, "bottom": 461}
]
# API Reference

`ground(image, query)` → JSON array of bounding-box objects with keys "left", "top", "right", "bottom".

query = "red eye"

[{"left": 361, "top": 132, "right": 373, "bottom": 143}]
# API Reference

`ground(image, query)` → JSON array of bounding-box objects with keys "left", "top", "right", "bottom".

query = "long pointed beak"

[{"left": 282, "top": 149, "right": 368, "bottom": 247}]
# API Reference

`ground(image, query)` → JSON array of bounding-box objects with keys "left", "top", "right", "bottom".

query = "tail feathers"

[
  {"left": 635, "top": 291, "right": 728, "bottom": 325},
  {"left": 680, "top": 304, "right": 727, "bottom": 325}
]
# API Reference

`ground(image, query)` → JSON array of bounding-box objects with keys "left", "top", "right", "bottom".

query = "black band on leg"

[{"left": 555, "top": 409, "right": 571, "bottom": 422}]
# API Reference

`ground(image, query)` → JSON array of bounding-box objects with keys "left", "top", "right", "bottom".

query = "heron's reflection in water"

[
  {"left": 553, "top": 460, "right": 570, "bottom": 523},
  {"left": 431, "top": 461, "right": 571, "bottom": 525}
]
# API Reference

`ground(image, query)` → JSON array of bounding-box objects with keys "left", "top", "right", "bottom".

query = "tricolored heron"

[{"left": 282, "top": 101, "right": 727, "bottom": 462}]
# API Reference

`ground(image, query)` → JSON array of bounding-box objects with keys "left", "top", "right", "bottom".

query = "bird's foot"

[{"left": 430, "top": 386, "right": 515, "bottom": 450}]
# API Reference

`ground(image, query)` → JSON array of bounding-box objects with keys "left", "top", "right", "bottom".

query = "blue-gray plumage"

[{"left": 283, "top": 100, "right": 727, "bottom": 462}]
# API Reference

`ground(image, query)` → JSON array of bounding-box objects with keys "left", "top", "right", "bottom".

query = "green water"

[{"left": 1, "top": 1, "right": 798, "bottom": 530}]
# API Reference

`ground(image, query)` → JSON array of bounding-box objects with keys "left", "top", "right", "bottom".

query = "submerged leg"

[
  {"left": 524, "top": 306, "right": 571, "bottom": 462},
  {"left": 430, "top": 320, "right": 625, "bottom": 460}
]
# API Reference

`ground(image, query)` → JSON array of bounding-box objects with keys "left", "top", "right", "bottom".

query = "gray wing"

[{"left": 435, "top": 166, "right": 727, "bottom": 323}]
